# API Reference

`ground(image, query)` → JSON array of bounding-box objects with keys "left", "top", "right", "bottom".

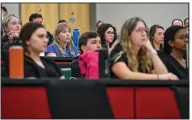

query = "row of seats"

[{"left": 2, "top": 79, "right": 189, "bottom": 119}]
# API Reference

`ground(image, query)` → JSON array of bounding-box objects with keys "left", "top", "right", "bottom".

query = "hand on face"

[
  {"left": 7, "top": 30, "right": 19, "bottom": 40},
  {"left": 142, "top": 37, "right": 155, "bottom": 53}
]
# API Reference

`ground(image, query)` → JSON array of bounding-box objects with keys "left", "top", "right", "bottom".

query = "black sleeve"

[
  {"left": 24, "top": 62, "right": 39, "bottom": 78},
  {"left": 161, "top": 57, "right": 174, "bottom": 73},
  {"left": 43, "top": 58, "right": 63, "bottom": 77},
  {"left": 2, "top": 40, "right": 12, "bottom": 76},
  {"left": 109, "top": 44, "right": 128, "bottom": 67}
]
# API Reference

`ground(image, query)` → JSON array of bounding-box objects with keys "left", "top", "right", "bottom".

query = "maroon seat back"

[{"left": 2, "top": 86, "right": 51, "bottom": 119}]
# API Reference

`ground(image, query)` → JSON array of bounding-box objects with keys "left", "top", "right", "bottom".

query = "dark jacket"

[{"left": 24, "top": 55, "right": 62, "bottom": 78}]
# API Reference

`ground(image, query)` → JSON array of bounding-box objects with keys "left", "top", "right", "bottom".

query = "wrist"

[
  {"left": 157, "top": 74, "right": 159, "bottom": 80},
  {"left": 149, "top": 50, "right": 157, "bottom": 57}
]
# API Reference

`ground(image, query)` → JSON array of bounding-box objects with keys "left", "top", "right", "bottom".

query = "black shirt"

[
  {"left": 156, "top": 50, "right": 168, "bottom": 60},
  {"left": 109, "top": 43, "right": 147, "bottom": 78},
  {"left": 162, "top": 55, "right": 189, "bottom": 80},
  {"left": 24, "top": 55, "right": 62, "bottom": 78}
]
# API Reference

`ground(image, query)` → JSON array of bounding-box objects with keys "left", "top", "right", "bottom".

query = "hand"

[
  {"left": 7, "top": 31, "right": 19, "bottom": 40},
  {"left": 142, "top": 38, "right": 155, "bottom": 53},
  {"left": 60, "top": 76, "right": 65, "bottom": 80},
  {"left": 158, "top": 73, "right": 179, "bottom": 80}
]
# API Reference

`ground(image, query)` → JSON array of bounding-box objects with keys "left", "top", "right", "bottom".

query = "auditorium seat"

[
  {"left": 106, "top": 87, "right": 134, "bottom": 118},
  {"left": 1, "top": 80, "right": 188, "bottom": 119},
  {"left": 135, "top": 87, "right": 180, "bottom": 119},
  {"left": 2, "top": 86, "right": 51, "bottom": 119}
]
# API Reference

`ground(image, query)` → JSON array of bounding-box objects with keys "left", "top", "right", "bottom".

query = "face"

[
  {"left": 6, "top": 17, "right": 21, "bottom": 33},
  {"left": 58, "top": 28, "right": 71, "bottom": 43},
  {"left": 26, "top": 27, "right": 48, "bottom": 53},
  {"left": 185, "top": 19, "right": 189, "bottom": 28},
  {"left": 104, "top": 27, "right": 115, "bottom": 43},
  {"left": 153, "top": 28, "right": 164, "bottom": 44},
  {"left": 130, "top": 21, "right": 148, "bottom": 47},
  {"left": 170, "top": 29, "right": 189, "bottom": 52},
  {"left": 33, "top": 17, "right": 43, "bottom": 24},
  {"left": 172, "top": 20, "right": 183, "bottom": 26},
  {"left": 82, "top": 36, "right": 101, "bottom": 53}
]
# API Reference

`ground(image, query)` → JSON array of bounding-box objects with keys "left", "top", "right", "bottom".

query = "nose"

[
  {"left": 185, "top": 37, "right": 189, "bottom": 43},
  {"left": 141, "top": 30, "right": 147, "bottom": 36},
  {"left": 16, "top": 23, "right": 21, "bottom": 29},
  {"left": 44, "top": 36, "right": 49, "bottom": 43},
  {"left": 97, "top": 43, "right": 101, "bottom": 48},
  {"left": 161, "top": 35, "right": 164, "bottom": 40},
  {"left": 67, "top": 32, "right": 71, "bottom": 36}
]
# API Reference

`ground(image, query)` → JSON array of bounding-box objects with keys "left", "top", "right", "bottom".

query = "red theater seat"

[
  {"left": 135, "top": 87, "right": 180, "bottom": 119},
  {"left": 2, "top": 87, "right": 51, "bottom": 119},
  {"left": 106, "top": 87, "right": 134, "bottom": 119}
]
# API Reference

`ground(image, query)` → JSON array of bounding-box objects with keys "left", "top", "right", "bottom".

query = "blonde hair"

[
  {"left": 111, "top": 17, "right": 152, "bottom": 73},
  {"left": 2, "top": 14, "right": 19, "bottom": 36},
  {"left": 53, "top": 23, "right": 75, "bottom": 57}
]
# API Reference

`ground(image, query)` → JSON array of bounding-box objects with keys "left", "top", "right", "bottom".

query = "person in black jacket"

[
  {"left": 20, "top": 22, "right": 64, "bottom": 79},
  {"left": 29, "top": 13, "right": 53, "bottom": 45},
  {"left": 1, "top": 14, "right": 22, "bottom": 77},
  {"left": 71, "top": 31, "right": 101, "bottom": 78}
]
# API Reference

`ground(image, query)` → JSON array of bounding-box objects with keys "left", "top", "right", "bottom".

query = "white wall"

[
  {"left": 96, "top": 3, "right": 189, "bottom": 33},
  {"left": 1, "top": 3, "right": 189, "bottom": 33},
  {"left": 1, "top": 3, "right": 20, "bottom": 17}
]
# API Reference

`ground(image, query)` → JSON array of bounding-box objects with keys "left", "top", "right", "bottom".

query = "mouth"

[
  {"left": 141, "top": 38, "right": 146, "bottom": 41},
  {"left": 160, "top": 40, "right": 164, "bottom": 43}
]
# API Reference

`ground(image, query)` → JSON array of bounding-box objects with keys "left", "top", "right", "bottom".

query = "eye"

[{"left": 180, "top": 36, "right": 185, "bottom": 40}]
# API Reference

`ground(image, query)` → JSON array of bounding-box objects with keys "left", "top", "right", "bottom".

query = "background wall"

[
  {"left": 1, "top": 3, "right": 20, "bottom": 17},
  {"left": 96, "top": 3, "right": 189, "bottom": 33},
  {"left": 2, "top": 3, "right": 189, "bottom": 33}
]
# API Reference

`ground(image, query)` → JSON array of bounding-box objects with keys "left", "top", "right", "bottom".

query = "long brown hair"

[{"left": 111, "top": 17, "right": 152, "bottom": 73}]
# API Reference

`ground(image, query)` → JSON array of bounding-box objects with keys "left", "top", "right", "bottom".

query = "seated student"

[
  {"left": 149, "top": 25, "right": 166, "bottom": 58},
  {"left": 162, "top": 26, "right": 189, "bottom": 79},
  {"left": 29, "top": 13, "right": 54, "bottom": 45},
  {"left": 45, "top": 23, "right": 79, "bottom": 57},
  {"left": 2, "top": 14, "right": 21, "bottom": 51},
  {"left": 184, "top": 18, "right": 189, "bottom": 31},
  {"left": 1, "top": 14, "right": 22, "bottom": 77},
  {"left": 71, "top": 31, "right": 101, "bottom": 78},
  {"left": 97, "top": 23, "right": 117, "bottom": 49},
  {"left": 110, "top": 17, "right": 178, "bottom": 80},
  {"left": 20, "top": 22, "right": 64, "bottom": 79}
]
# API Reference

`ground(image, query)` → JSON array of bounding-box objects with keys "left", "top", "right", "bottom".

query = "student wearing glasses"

[
  {"left": 97, "top": 23, "right": 117, "bottom": 49},
  {"left": 109, "top": 17, "right": 178, "bottom": 80},
  {"left": 162, "top": 26, "right": 189, "bottom": 79}
]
